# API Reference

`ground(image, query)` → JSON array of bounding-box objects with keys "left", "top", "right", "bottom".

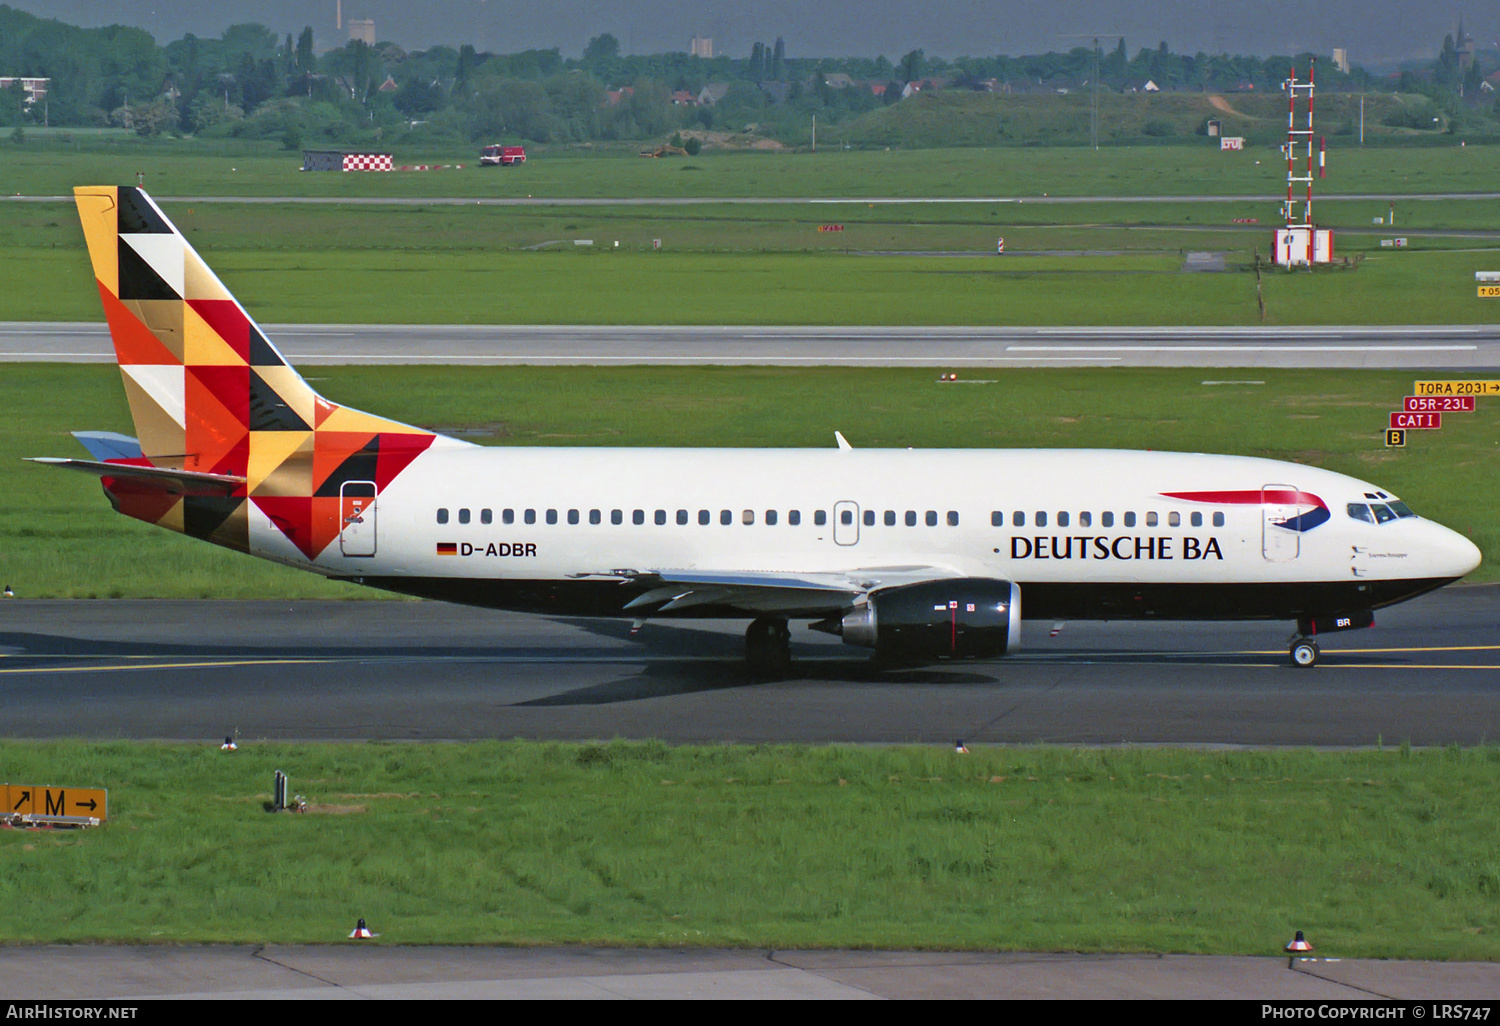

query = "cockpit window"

[
  {"left": 1371, "top": 503, "right": 1397, "bottom": 524},
  {"left": 1347, "top": 503, "right": 1374, "bottom": 524},
  {"left": 1387, "top": 500, "right": 1417, "bottom": 519}
]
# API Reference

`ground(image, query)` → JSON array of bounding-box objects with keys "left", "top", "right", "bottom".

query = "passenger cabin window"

[
  {"left": 840, "top": 509, "right": 854, "bottom": 526},
  {"left": 1035, "top": 511, "right": 1047, "bottom": 528},
  {"left": 699, "top": 510, "right": 710, "bottom": 525},
  {"left": 1168, "top": 512, "right": 1179, "bottom": 527},
  {"left": 766, "top": 510, "right": 778, "bottom": 526},
  {"left": 991, "top": 511, "right": 1003, "bottom": 527},
  {"left": 815, "top": 510, "right": 827, "bottom": 526},
  {"left": 1190, "top": 512, "right": 1202, "bottom": 528},
  {"left": 1123, "top": 512, "right": 1135, "bottom": 528},
  {"left": 862, "top": 510, "right": 874, "bottom": 527},
  {"left": 947, "top": 511, "right": 959, "bottom": 527},
  {"left": 436, "top": 508, "right": 449, "bottom": 524},
  {"left": 1013, "top": 511, "right": 1025, "bottom": 527},
  {"left": 1058, "top": 511, "right": 1070, "bottom": 528},
  {"left": 1079, "top": 512, "right": 1092, "bottom": 528},
  {"left": 1101, "top": 512, "right": 1114, "bottom": 528},
  {"left": 568, "top": 509, "right": 580, "bottom": 525},
  {"left": 1212, "top": 512, "right": 1225, "bottom": 527},
  {"left": 481, "top": 509, "right": 492, "bottom": 525},
  {"left": 677, "top": 510, "right": 688, "bottom": 525},
  {"left": 546, "top": 509, "right": 558, "bottom": 525},
  {"left": 458, "top": 508, "right": 471, "bottom": 525},
  {"left": 503, "top": 509, "right": 515, "bottom": 525},
  {"left": 906, "top": 511, "right": 917, "bottom": 527},
  {"left": 926, "top": 511, "right": 938, "bottom": 527},
  {"left": 789, "top": 510, "right": 801, "bottom": 526},
  {"left": 744, "top": 510, "right": 755, "bottom": 525},
  {"left": 1145, "top": 512, "right": 1158, "bottom": 527},
  {"left": 525, "top": 509, "right": 536, "bottom": 525},
  {"left": 720, "top": 510, "right": 733, "bottom": 526},
  {"left": 885, "top": 510, "right": 896, "bottom": 527},
  {"left": 655, "top": 510, "right": 667, "bottom": 525},
  {"left": 631, "top": 510, "right": 643, "bottom": 525}
]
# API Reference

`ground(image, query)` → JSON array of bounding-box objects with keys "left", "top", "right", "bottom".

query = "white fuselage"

[{"left": 245, "top": 445, "right": 1480, "bottom": 621}]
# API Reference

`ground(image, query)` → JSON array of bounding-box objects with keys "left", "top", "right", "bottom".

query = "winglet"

[{"left": 835, "top": 431, "right": 852, "bottom": 450}]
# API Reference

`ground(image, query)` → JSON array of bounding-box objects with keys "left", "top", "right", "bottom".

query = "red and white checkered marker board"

[{"left": 341, "top": 153, "right": 393, "bottom": 172}]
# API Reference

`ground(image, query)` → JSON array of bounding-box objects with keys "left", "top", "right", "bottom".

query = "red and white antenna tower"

[
  {"left": 1274, "top": 59, "right": 1332, "bottom": 266},
  {"left": 1283, "top": 60, "right": 1315, "bottom": 228}
]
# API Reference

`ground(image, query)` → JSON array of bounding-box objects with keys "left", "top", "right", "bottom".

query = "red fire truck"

[{"left": 480, "top": 145, "right": 527, "bottom": 167}]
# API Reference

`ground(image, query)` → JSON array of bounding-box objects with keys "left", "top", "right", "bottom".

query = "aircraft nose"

[{"left": 1436, "top": 523, "right": 1482, "bottom": 579}]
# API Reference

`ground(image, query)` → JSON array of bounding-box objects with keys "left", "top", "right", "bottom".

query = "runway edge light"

[
  {"left": 350, "top": 918, "right": 375, "bottom": 939},
  {"left": 1285, "top": 930, "right": 1313, "bottom": 953}
]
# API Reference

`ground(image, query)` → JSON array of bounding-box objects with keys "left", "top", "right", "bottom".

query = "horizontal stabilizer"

[
  {"left": 72, "top": 431, "right": 143, "bottom": 461},
  {"left": 25, "top": 458, "right": 246, "bottom": 494}
]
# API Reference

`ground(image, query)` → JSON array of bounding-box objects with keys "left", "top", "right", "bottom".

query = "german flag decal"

[{"left": 436, "top": 542, "right": 458, "bottom": 555}]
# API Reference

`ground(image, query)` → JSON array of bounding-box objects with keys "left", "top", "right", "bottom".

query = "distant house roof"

[
  {"left": 697, "top": 82, "right": 731, "bottom": 105},
  {"left": 822, "top": 72, "right": 855, "bottom": 89},
  {"left": 869, "top": 82, "right": 887, "bottom": 97},
  {"left": 377, "top": 75, "right": 398, "bottom": 93},
  {"left": 1124, "top": 79, "right": 1160, "bottom": 93},
  {"left": 671, "top": 90, "right": 697, "bottom": 105},
  {"left": 604, "top": 85, "right": 635, "bottom": 106}
]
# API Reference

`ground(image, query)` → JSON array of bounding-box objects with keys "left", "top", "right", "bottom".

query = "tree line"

[{"left": 0, "top": 4, "right": 1491, "bottom": 148}]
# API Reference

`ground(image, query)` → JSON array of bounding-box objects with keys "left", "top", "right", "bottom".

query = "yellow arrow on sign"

[{"left": 3, "top": 783, "right": 108, "bottom": 820}]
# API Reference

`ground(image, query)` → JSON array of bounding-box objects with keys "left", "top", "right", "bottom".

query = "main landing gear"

[
  {"left": 746, "top": 617, "right": 792, "bottom": 680},
  {"left": 1289, "top": 618, "right": 1319, "bottom": 668}
]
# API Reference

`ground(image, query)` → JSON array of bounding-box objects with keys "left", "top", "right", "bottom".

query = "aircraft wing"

[
  {"left": 609, "top": 566, "right": 965, "bottom": 616},
  {"left": 25, "top": 458, "right": 247, "bottom": 494}
]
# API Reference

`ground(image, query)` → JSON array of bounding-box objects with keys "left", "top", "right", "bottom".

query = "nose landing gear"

[
  {"left": 1289, "top": 637, "right": 1320, "bottom": 668},
  {"left": 1289, "top": 617, "right": 1319, "bottom": 668}
]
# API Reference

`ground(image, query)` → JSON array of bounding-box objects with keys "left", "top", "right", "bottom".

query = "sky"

[{"left": 11, "top": 1, "right": 1492, "bottom": 66}]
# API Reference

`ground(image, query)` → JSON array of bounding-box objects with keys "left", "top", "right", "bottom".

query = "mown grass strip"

[{"left": 0, "top": 740, "right": 1497, "bottom": 956}]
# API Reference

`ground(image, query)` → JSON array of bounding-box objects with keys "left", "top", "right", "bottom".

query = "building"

[
  {"left": 696, "top": 82, "right": 731, "bottom": 105},
  {"left": 1332, "top": 48, "right": 1349, "bottom": 74},
  {"left": 348, "top": 19, "right": 375, "bottom": 45},
  {"left": 690, "top": 36, "right": 713, "bottom": 58},
  {"left": 0, "top": 77, "right": 49, "bottom": 105}
]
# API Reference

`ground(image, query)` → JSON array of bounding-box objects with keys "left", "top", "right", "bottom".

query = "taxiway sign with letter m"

[{"left": 4, "top": 782, "right": 108, "bottom": 819}]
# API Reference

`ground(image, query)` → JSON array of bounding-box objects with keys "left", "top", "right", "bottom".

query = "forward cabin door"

[
  {"left": 340, "top": 481, "right": 377, "bottom": 557},
  {"left": 1261, "top": 483, "right": 1300, "bottom": 562}
]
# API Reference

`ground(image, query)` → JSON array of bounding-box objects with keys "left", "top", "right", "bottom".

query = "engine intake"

[{"left": 830, "top": 578, "right": 1021, "bottom": 660}]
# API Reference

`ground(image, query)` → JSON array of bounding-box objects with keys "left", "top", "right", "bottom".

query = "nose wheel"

[
  {"left": 1289, "top": 638, "right": 1320, "bottom": 668},
  {"left": 746, "top": 617, "right": 793, "bottom": 680}
]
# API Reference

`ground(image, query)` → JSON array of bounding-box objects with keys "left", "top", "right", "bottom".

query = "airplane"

[{"left": 28, "top": 186, "right": 1483, "bottom": 678}]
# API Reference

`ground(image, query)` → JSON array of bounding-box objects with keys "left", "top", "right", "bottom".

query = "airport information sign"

[
  {"left": 1480, "top": 285, "right": 1500, "bottom": 298},
  {"left": 1390, "top": 412, "right": 1441, "bottom": 430},
  {"left": 1412, "top": 381, "right": 1500, "bottom": 397},
  {"left": 1404, "top": 396, "right": 1476, "bottom": 412},
  {"left": 4, "top": 782, "right": 107, "bottom": 819}
]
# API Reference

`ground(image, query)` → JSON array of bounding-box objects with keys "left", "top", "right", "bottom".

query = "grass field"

[
  {"left": 1, "top": 740, "right": 1497, "bottom": 955},
  {"left": 5, "top": 141, "right": 1499, "bottom": 200},
  {"left": 3, "top": 365, "right": 1495, "bottom": 598}
]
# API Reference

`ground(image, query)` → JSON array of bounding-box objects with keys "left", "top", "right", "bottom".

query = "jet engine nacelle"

[{"left": 836, "top": 578, "right": 1021, "bottom": 660}]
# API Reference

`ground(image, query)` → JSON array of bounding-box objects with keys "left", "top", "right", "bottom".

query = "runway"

[
  {"left": 2, "top": 585, "right": 1495, "bottom": 745},
  {"left": 3, "top": 322, "right": 1498, "bottom": 368}
]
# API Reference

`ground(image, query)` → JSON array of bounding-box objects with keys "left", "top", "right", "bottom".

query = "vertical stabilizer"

[{"left": 72, "top": 186, "right": 451, "bottom": 559}]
